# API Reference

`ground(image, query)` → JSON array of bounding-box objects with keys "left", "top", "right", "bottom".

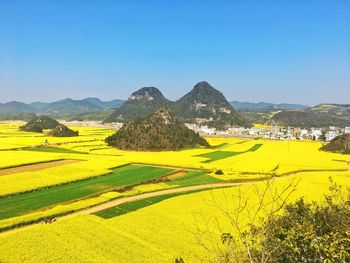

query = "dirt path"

[
  {"left": 0, "top": 181, "right": 246, "bottom": 236},
  {"left": 2, "top": 165, "right": 349, "bottom": 234},
  {"left": 0, "top": 159, "right": 81, "bottom": 176},
  {"left": 58, "top": 169, "right": 308, "bottom": 220},
  {"left": 69, "top": 182, "right": 243, "bottom": 216}
]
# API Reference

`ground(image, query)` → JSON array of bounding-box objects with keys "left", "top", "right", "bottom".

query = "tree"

[
  {"left": 253, "top": 178, "right": 350, "bottom": 262},
  {"left": 192, "top": 177, "right": 350, "bottom": 262},
  {"left": 192, "top": 176, "right": 300, "bottom": 262}
]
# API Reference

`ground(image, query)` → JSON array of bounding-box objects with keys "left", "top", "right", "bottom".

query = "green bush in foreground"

[{"left": 221, "top": 178, "right": 350, "bottom": 263}]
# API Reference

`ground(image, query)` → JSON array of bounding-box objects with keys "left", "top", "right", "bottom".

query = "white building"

[
  {"left": 325, "top": 131, "right": 339, "bottom": 142},
  {"left": 219, "top": 107, "right": 231, "bottom": 114},
  {"left": 248, "top": 128, "right": 260, "bottom": 136},
  {"left": 310, "top": 128, "right": 322, "bottom": 140},
  {"left": 344, "top": 127, "right": 350, "bottom": 134},
  {"left": 300, "top": 129, "right": 308, "bottom": 137},
  {"left": 199, "top": 126, "right": 216, "bottom": 135}
]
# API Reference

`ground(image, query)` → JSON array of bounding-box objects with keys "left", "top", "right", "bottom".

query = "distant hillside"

[
  {"left": 269, "top": 104, "right": 350, "bottom": 128},
  {"left": 106, "top": 107, "right": 210, "bottom": 151},
  {"left": 42, "top": 98, "right": 102, "bottom": 117},
  {"left": 321, "top": 134, "right": 350, "bottom": 154},
  {"left": 29, "top": 102, "right": 50, "bottom": 111},
  {"left": 0, "top": 112, "right": 37, "bottom": 122},
  {"left": 81, "top": 98, "right": 125, "bottom": 109},
  {"left": 103, "top": 87, "right": 172, "bottom": 123},
  {"left": 0, "top": 98, "right": 125, "bottom": 119},
  {"left": 230, "top": 101, "right": 308, "bottom": 110},
  {"left": 238, "top": 108, "right": 280, "bottom": 124},
  {"left": 310, "top": 104, "right": 350, "bottom": 119},
  {"left": 67, "top": 109, "right": 116, "bottom": 121},
  {"left": 0, "top": 101, "right": 35, "bottom": 116},
  {"left": 173, "top": 81, "right": 251, "bottom": 129}
]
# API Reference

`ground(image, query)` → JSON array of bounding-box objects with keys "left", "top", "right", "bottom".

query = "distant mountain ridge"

[
  {"left": 269, "top": 104, "right": 350, "bottom": 128},
  {"left": 0, "top": 97, "right": 125, "bottom": 118},
  {"left": 1, "top": 92, "right": 348, "bottom": 129},
  {"left": 0, "top": 101, "right": 36, "bottom": 116},
  {"left": 230, "top": 101, "right": 308, "bottom": 110}
]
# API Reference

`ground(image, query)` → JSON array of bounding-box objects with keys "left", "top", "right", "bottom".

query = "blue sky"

[{"left": 0, "top": 0, "right": 349, "bottom": 105}]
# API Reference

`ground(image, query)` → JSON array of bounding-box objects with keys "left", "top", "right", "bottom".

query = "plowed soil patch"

[
  {"left": 0, "top": 159, "right": 81, "bottom": 176},
  {"left": 164, "top": 170, "right": 187, "bottom": 180}
]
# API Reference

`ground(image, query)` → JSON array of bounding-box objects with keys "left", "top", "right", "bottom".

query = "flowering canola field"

[
  {"left": 1, "top": 171, "right": 350, "bottom": 262},
  {"left": 0, "top": 123, "right": 349, "bottom": 262}
]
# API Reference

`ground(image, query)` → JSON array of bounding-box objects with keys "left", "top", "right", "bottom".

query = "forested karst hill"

[{"left": 105, "top": 107, "right": 210, "bottom": 151}]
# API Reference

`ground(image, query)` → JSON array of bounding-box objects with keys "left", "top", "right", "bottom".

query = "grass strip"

[
  {"left": 23, "top": 146, "right": 86, "bottom": 154},
  {"left": 0, "top": 165, "right": 173, "bottom": 220},
  {"left": 95, "top": 188, "right": 212, "bottom": 219},
  {"left": 166, "top": 171, "right": 222, "bottom": 187},
  {"left": 196, "top": 144, "right": 263, "bottom": 163}
]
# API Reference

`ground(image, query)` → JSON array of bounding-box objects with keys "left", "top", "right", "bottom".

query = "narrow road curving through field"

[
  {"left": 2, "top": 164, "right": 350, "bottom": 235},
  {"left": 0, "top": 181, "right": 252, "bottom": 235},
  {"left": 69, "top": 182, "right": 243, "bottom": 216}
]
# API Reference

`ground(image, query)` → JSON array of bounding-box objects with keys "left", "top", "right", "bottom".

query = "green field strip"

[
  {"left": 213, "top": 143, "right": 229, "bottom": 149},
  {"left": 0, "top": 165, "right": 173, "bottom": 220},
  {"left": 196, "top": 143, "right": 263, "bottom": 163},
  {"left": 70, "top": 144, "right": 105, "bottom": 149},
  {"left": 95, "top": 194, "right": 180, "bottom": 218},
  {"left": 95, "top": 188, "right": 211, "bottom": 219},
  {"left": 166, "top": 171, "right": 223, "bottom": 187},
  {"left": 249, "top": 143, "right": 263, "bottom": 152},
  {"left": 23, "top": 146, "right": 86, "bottom": 154}
]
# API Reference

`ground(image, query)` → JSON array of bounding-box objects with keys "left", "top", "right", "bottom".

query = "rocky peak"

[
  {"left": 103, "top": 87, "right": 172, "bottom": 123},
  {"left": 173, "top": 81, "right": 252, "bottom": 128},
  {"left": 151, "top": 107, "right": 175, "bottom": 125},
  {"left": 129, "top": 87, "right": 164, "bottom": 101}
]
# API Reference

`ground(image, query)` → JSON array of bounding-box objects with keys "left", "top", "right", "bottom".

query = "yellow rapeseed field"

[
  {"left": 1, "top": 170, "right": 350, "bottom": 262},
  {"left": 0, "top": 123, "right": 349, "bottom": 262}
]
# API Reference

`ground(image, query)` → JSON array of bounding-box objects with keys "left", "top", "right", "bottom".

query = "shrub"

[{"left": 215, "top": 169, "right": 224, "bottom": 175}]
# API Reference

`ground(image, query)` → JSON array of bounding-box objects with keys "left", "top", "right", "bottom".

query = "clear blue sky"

[{"left": 0, "top": 0, "right": 349, "bottom": 106}]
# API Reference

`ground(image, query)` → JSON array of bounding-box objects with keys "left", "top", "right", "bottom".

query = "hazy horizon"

[{"left": 1, "top": 1, "right": 349, "bottom": 105}]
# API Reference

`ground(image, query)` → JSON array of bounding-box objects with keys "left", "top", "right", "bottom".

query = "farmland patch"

[
  {"left": 23, "top": 146, "right": 85, "bottom": 154},
  {"left": 166, "top": 171, "right": 222, "bottom": 186},
  {"left": 0, "top": 159, "right": 82, "bottom": 176},
  {"left": 0, "top": 165, "right": 173, "bottom": 220},
  {"left": 195, "top": 143, "right": 263, "bottom": 163},
  {"left": 95, "top": 193, "right": 184, "bottom": 218}
]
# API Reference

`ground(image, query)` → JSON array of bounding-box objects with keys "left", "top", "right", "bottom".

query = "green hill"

[
  {"left": 19, "top": 116, "right": 78, "bottom": 137},
  {"left": 173, "top": 81, "right": 251, "bottom": 129},
  {"left": 270, "top": 104, "right": 350, "bottom": 128},
  {"left": 105, "top": 107, "right": 210, "bottom": 151},
  {"left": 46, "top": 124, "right": 79, "bottom": 137},
  {"left": 103, "top": 87, "right": 172, "bottom": 123},
  {"left": 20, "top": 116, "right": 60, "bottom": 133}
]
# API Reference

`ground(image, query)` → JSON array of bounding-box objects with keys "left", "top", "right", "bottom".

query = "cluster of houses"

[
  {"left": 62, "top": 119, "right": 350, "bottom": 142},
  {"left": 187, "top": 123, "right": 350, "bottom": 142}
]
